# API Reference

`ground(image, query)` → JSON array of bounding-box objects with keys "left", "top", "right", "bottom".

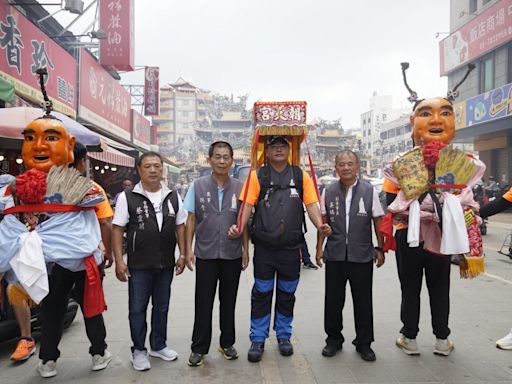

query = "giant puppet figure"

[
  {"left": 0, "top": 69, "right": 107, "bottom": 376},
  {"left": 381, "top": 62, "right": 485, "bottom": 357}
]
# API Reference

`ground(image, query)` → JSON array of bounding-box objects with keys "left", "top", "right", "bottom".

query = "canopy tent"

[
  {"left": 0, "top": 77, "right": 15, "bottom": 103},
  {"left": 0, "top": 107, "right": 101, "bottom": 151},
  {"left": 88, "top": 143, "right": 135, "bottom": 168}
]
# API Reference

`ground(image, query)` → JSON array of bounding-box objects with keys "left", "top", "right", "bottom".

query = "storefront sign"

[
  {"left": 144, "top": 66, "right": 159, "bottom": 116},
  {"left": 466, "top": 81, "right": 512, "bottom": 126},
  {"left": 99, "top": 0, "right": 135, "bottom": 71},
  {"left": 440, "top": 0, "right": 512, "bottom": 75},
  {"left": 131, "top": 109, "right": 151, "bottom": 150},
  {"left": 78, "top": 48, "right": 131, "bottom": 140},
  {"left": 0, "top": 1, "right": 77, "bottom": 116}
]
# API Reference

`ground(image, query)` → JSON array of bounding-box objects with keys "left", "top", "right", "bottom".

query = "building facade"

[
  {"left": 444, "top": 0, "right": 512, "bottom": 185},
  {"left": 360, "top": 92, "right": 409, "bottom": 175}
]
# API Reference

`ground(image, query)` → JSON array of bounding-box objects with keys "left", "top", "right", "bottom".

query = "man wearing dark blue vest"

[
  {"left": 182, "top": 141, "right": 249, "bottom": 367},
  {"left": 230, "top": 135, "right": 332, "bottom": 363},
  {"left": 316, "top": 150, "right": 385, "bottom": 362},
  {"left": 112, "top": 151, "right": 187, "bottom": 371}
]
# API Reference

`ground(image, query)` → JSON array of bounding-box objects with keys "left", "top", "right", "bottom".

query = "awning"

[
  {"left": 0, "top": 77, "right": 15, "bottom": 103},
  {"left": 164, "top": 163, "right": 180, "bottom": 174},
  {"left": 88, "top": 143, "right": 135, "bottom": 167}
]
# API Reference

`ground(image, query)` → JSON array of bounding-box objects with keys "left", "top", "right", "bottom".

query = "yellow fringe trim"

[
  {"left": 459, "top": 256, "right": 485, "bottom": 279},
  {"left": 255, "top": 126, "right": 306, "bottom": 136},
  {"left": 7, "top": 284, "right": 34, "bottom": 308}
]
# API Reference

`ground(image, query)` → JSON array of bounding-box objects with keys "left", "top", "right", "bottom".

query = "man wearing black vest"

[
  {"left": 316, "top": 150, "right": 385, "bottom": 362},
  {"left": 229, "top": 135, "right": 331, "bottom": 363},
  {"left": 182, "top": 141, "right": 249, "bottom": 367},
  {"left": 112, "top": 151, "right": 187, "bottom": 371}
]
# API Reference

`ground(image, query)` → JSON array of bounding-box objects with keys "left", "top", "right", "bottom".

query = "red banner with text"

[{"left": 99, "top": 0, "right": 135, "bottom": 71}]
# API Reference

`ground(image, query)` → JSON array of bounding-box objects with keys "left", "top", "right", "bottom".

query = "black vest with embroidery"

[{"left": 125, "top": 189, "right": 178, "bottom": 269}]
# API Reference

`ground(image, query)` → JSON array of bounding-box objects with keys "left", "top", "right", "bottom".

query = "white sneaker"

[
  {"left": 38, "top": 360, "right": 57, "bottom": 378},
  {"left": 396, "top": 334, "right": 420, "bottom": 355},
  {"left": 496, "top": 331, "right": 512, "bottom": 350},
  {"left": 433, "top": 338, "right": 454, "bottom": 356},
  {"left": 92, "top": 350, "right": 113, "bottom": 371},
  {"left": 149, "top": 347, "right": 178, "bottom": 361},
  {"left": 132, "top": 349, "right": 151, "bottom": 371}
]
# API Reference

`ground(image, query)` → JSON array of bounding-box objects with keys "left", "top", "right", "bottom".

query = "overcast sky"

[{"left": 53, "top": 0, "right": 450, "bottom": 129}]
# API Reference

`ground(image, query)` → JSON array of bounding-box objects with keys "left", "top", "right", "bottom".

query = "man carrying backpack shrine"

[{"left": 229, "top": 135, "right": 331, "bottom": 362}]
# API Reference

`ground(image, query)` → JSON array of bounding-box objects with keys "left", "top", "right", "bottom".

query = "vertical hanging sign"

[
  {"left": 144, "top": 66, "right": 159, "bottom": 116},
  {"left": 99, "top": 0, "right": 135, "bottom": 71}
]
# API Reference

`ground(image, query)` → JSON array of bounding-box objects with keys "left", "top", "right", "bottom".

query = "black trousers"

[
  {"left": 324, "top": 260, "right": 374, "bottom": 348},
  {"left": 191, "top": 258, "right": 242, "bottom": 354},
  {"left": 395, "top": 229, "right": 451, "bottom": 339},
  {"left": 39, "top": 263, "right": 107, "bottom": 362}
]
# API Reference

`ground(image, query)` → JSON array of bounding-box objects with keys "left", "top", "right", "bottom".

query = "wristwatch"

[{"left": 374, "top": 246, "right": 384, "bottom": 252}]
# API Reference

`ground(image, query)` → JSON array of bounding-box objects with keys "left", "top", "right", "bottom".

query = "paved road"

[{"left": 1, "top": 214, "right": 512, "bottom": 383}]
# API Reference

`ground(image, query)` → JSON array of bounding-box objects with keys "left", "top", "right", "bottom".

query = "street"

[{"left": 1, "top": 214, "right": 512, "bottom": 383}]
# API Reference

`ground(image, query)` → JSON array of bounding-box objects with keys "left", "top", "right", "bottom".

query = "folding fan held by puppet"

[{"left": 434, "top": 146, "right": 478, "bottom": 194}]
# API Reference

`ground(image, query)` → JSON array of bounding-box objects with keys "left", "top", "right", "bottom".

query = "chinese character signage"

[
  {"left": 78, "top": 48, "right": 131, "bottom": 140},
  {"left": 131, "top": 109, "right": 151, "bottom": 150},
  {"left": 253, "top": 101, "right": 307, "bottom": 127},
  {"left": 144, "top": 66, "right": 159, "bottom": 116},
  {"left": 465, "top": 81, "right": 512, "bottom": 127},
  {"left": 99, "top": 0, "right": 135, "bottom": 71},
  {"left": 0, "top": 1, "right": 77, "bottom": 116},
  {"left": 440, "top": 0, "right": 512, "bottom": 75}
]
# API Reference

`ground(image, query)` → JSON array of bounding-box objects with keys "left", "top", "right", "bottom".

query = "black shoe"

[
  {"left": 187, "top": 352, "right": 204, "bottom": 367},
  {"left": 247, "top": 342, "right": 264, "bottom": 362},
  {"left": 277, "top": 339, "right": 294, "bottom": 356},
  {"left": 356, "top": 345, "right": 376, "bottom": 362},
  {"left": 218, "top": 346, "right": 238, "bottom": 360},
  {"left": 321, "top": 344, "right": 342, "bottom": 357},
  {"left": 303, "top": 262, "right": 318, "bottom": 270}
]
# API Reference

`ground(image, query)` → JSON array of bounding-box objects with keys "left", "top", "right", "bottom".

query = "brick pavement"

[{"left": 2, "top": 216, "right": 512, "bottom": 383}]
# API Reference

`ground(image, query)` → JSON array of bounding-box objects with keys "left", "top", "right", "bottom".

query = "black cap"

[{"left": 265, "top": 136, "right": 289, "bottom": 146}]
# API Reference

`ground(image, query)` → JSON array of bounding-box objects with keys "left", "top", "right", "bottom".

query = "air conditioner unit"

[{"left": 64, "top": 0, "right": 84, "bottom": 15}]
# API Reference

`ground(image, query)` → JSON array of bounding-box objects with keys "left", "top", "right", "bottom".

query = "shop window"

[
  {"left": 479, "top": 55, "right": 494, "bottom": 93},
  {"left": 469, "top": 0, "right": 477, "bottom": 13},
  {"left": 508, "top": 44, "right": 512, "bottom": 83}
]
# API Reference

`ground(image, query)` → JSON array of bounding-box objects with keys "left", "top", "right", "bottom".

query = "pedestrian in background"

[
  {"left": 316, "top": 150, "right": 384, "bottom": 362},
  {"left": 112, "top": 151, "right": 187, "bottom": 371},
  {"left": 182, "top": 141, "right": 249, "bottom": 367},
  {"left": 113, "top": 179, "right": 133, "bottom": 206}
]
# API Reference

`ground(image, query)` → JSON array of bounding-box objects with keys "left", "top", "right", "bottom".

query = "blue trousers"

[
  {"left": 128, "top": 269, "right": 173, "bottom": 352},
  {"left": 250, "top": 244, "right": 300, "bottom": 343}
]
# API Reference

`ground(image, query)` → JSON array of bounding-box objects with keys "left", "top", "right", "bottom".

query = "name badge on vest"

[
  {"left": 167, "top": 200, "right": 176, "bottom": 218},
  {"left": 328, "top": 196, "right": 340, "bottom": 223},
  {"left": 230, "top": 193, "right": 237, "bottom": 212},
  {"left": 290, "top": 178, "right": 299, "bottom": 198},
  {"left": 357, "top": 197, "right": 368, "bottom": 217}
]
